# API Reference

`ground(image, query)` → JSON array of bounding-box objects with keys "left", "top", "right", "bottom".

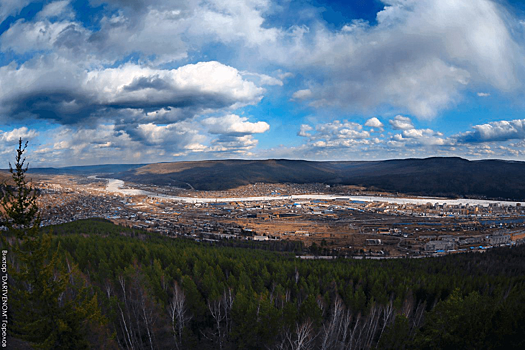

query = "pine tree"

[{"left": 1, "top": 139, "right": 108, "bottom": 349}]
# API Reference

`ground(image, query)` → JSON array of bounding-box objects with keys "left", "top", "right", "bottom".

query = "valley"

[{"left": 32, "top": 169, "right": 525, "bottom": 258}]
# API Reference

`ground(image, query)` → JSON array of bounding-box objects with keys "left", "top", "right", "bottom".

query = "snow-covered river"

[
  {"left": 103, "top": 178, "right": 525, "bottom": 207},
  {"left": 105, "top": 179, "right": 149, "bottom": 196}
]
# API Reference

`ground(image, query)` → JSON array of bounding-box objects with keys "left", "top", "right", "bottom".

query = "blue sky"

[{"left": 1, "top": 0, "right": 525, "bottom": 166}]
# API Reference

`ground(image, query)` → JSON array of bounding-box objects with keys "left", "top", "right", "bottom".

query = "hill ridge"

[{"left": 27, "top": 157, "right": 525, "bottom": 201}]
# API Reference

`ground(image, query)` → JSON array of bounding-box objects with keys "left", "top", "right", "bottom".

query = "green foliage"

[
  {"left": 39, "top": 217, "right": 525, "bottom": 349},
  {"left": 415, "top": 289, "right": 491, "bottom": 349},
  {"left": 376, "top": 315, "right": 410, "bottom": 350},
  {"left": 1, "top": 140, "right": 110, "bottom": 349},
  {"left": 413, "top": 287, "right": 525, "bottom": 350},
  {"left": 1, "top": 140, "right": 38, "bottom": 231}
]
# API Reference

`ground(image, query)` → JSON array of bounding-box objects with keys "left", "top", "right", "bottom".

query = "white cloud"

[
  {"left": 3, "top": 0, "right": 525, "bottom": 164},
  {"left": 0, "top": 0, "right": 32, "bottom": 23},
  {"left": 291, "top": 89, "right": 313, "bottom": 100},
  {"left": 32, "top": 125, "right": 136, "bottom": 165},
  {"left": 208, "top": 134, "right": 260, "bottom": 154},
  {"left": 277, "top": 71, "right": 294, "bottom": 80},
  {"left": 31, "top": 120, "right": 209, "bottom": 165},
  {"left": 265, "top": 0, "right": 524, "bottom": 118},
  {"left": 398, "top": 128, "right": 446, "bottom": 146},
  {"left": 314, "top": 120, "right": 368, "bottom": 138},
  {"left": 1, "top": 0, "right": 281, "bottom": 65},
  {"left": 389, "top": 115, "right": 414, "bottom": 130},
  {"left": 93, "top": 7, "right": 189, "bottom": 64},
  {"left": 456, "top": 119, "right": 525, "bottom": 143},
  {"left": 365, "top": 117, "right": 384, "bottom": 128},
  {"left": 188, "top": 0, "right": 279, "bottom": 48},
  {"left": 1, "top": 19, "right": 87, "bottom": 54},
  {"left": 87, "top": 61, "right": 263, "bottom": 109},
  {"left": 3, "top": 0, "right": 521, "bottom": 121},
  {"left": 36, "top": 1, "right": 71, "bottom": 20},
  {"left": 202, "top": 114, "right": 270, "bottom": 135},
  {"left": 136, "top": 123, "right": 190, "bottom": 145},
  {"left": 298, "top": 124, "right": 313, "bottom": 137},
  {"left": 0, "top": 59, "right": 264, "bottom": 124},
  {"left": 184, "top": 143, "right": 208, "bottom": 153},
  {"left": 241, "top": 71, "right": 283, "bottom": 86},
  {"left": 297, "top": 120, "right": 372, "bottom": 150},
  {"left": 52, "top": 140, "right": 70, "bottom": 150},
  {"left": 0, "top": 127, "right": 38, "bottom": 143},
  {"left": 293, "top": 117, "right": 451, "bottom": 156}
]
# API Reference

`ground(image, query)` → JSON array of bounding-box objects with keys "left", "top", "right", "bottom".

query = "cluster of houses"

[{"left": 424, "top": 231, "right": 525, "bottom": 252}]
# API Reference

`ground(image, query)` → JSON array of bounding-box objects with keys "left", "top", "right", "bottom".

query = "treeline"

[
  {"left": 46, "top": 219, "right": 306, "bottom": 254},
  {"left": 116, "top": 158, "right": 525, "bottom": 200},
  {"left": 28, "top": 218, "right": 525, "bottom": 349}
]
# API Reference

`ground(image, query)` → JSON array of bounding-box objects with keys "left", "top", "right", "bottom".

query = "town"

[{"left": 35, "top": 174, "right": 525, "bottom": 258}]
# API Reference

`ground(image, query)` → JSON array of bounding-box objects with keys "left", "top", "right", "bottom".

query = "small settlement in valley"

[{"left": 35, "top": 175, "right": 525, "bottom": 258}]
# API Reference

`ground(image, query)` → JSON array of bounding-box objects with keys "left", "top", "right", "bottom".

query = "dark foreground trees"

[
  {"left": 1, "top": 139, "right": 110, "bottom": 349},
  {"left": 47, "top": 218, "right": 525, "bottom": 349}
]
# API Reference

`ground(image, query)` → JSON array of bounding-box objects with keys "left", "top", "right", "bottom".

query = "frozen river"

[
  {"left": 104, "top": 178, "right": 150, "bottom": 196},
  {"left": 103, "top": 178, "right": 525, "bottom": 207}
]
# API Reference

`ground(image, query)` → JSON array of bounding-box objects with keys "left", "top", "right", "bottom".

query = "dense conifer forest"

[{"left": 4, "top": 218, "right": 524, "bottom": 349}]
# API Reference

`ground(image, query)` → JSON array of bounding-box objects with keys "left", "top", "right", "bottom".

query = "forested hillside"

[
  {"left": 115, "top": 157, "right": 525, "bottom": 200},
  {"left": 28, "top": 158, "right": 525, "bottom": 200},
  {"left": 18, "top": 219, "right": 525, "bottom": 349}
]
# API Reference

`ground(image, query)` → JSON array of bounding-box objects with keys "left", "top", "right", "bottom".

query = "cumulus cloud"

[
  {"left": 3, "top": 0, "right": 525, "bottom": 164},
  {"left": 186, "top": 0, "right": 278, "bottom": 48},
  {"left": 389, "top": 115, "right": 414, "bottom": 130},
  {"left": 0, "top": 1, "right": 187, "bottom": 63},
  {"left": 365, "top": 117, "right": 384, "bottom": 128},
  {"left": 395, "top": 128, "right": 446, "bottom": 146},
  {"left": 0, "top": 127, "right": 38, "bottom": 143},
  {"left": 314, "top": 120, "right": 369, "bottom": 140},
  {"left": 1, "top": 0, "right": 280, "bottom": 65},
  {"left": 129, "top": 113, "right": 269, "bottom": 158},
  {"left": 295, "top": 117, "right": 449, "bottom": 154},
  {"left": 1, "top": 18, "right": 86, "bottom": 54},
  {"left": 0, "top": 0, "right": 286, "bottom": 164},
  {"left": 208, "top": 134, "right": 260, "bottom": 154},
  {"left": 385, "top": 117, "right": 525, "bottom": 152},
  {"left": 27, "top": 111, "right": 272, "bottom": 165},
  {"left": 0, "top": 59, "right": 264, "bottom": 125},
  {"left": 298, "top": 120, "right": 373, "bottom": 150},
  {"left": 267, "top": 116, "right": 525, "bottom": 161},
  {"left": 90, "top": 61, "right": 263, "bottom": 110},
  {"left": 202, "top": 114, "right": 270, "bottom": 135},
  {"left": 456, "top": 119, "right": 525, "bottom": 143},
  {"left": 298, "top": 124, "right": 313, "bottom": 137},
  {"left": 32, "top": 125, "right": 140, "bottom": 165},
  {"left": 3, "top": 0, "right": 524, "bottom": 122},
  {"left": 135, "top": 122, "right": 202, "bottom": 147},
  {"left": 269, "top": 0, "right": 524, "bottom": 118},
  {"left": 32, "top": 120, "right": 202, "bottom": 165}
]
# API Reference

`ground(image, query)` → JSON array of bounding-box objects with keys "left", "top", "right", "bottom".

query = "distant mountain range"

[
  {"left": 28, "top": 163, "right": 146, "bottom": 175},
  {"left": 28, "top": 157, "right": 525, "bottom": 200}
]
